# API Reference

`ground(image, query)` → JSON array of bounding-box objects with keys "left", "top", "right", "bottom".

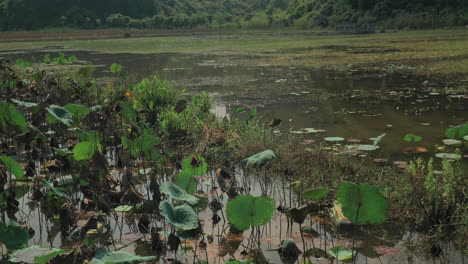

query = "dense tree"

[{"left": 0, "top": 0, "right": 466, "bottom": 30}]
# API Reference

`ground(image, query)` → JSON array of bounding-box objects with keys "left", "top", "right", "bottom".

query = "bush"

[
  {"left": 106, "top": 13, "right": 131, "bottom": 28},
  {"left": 246, "top": 12, "right": 271, "bottom": 29}
]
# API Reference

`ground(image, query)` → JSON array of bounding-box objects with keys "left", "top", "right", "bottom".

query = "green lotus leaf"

[
  {"left": 226, "top": 195, "right": 275, "bottom": 231},
  {"left": 174, "top": 172, "right": 198, "bottom": 193},
  {"left": 328, "top": 246, "right": 354, "bottom": 261},
  {"left": 160, "top": 182, "right": 199, "bottom": 205},
  {"left": 324, "top": 137, "right": 345, "bottom": 142},
  {"left": 442, "top": 139, "right": 462, "bottom": 146},
  {"left": 303, "top": 188, "right": 330, "bottom": 200},
  {"left": 90, "top": 248, "right": 156, "bottom": 264},
  {"left": 0, "top": 155, "right": 24, "bottom": 180},
  {"left": 182, "top": 156, "right": 208, "bottom": 176},
  {"left": 9, "top": 245, "right": 72, "bottom": 264},
  {"left": 0, "top": 102, "right": 29, "bottom": 133},
  {"left": 114, "top": 205, "right": 133, "bottom": 212},
  {"left": 159, "top": 200, "right": 199, "bottom": 230},
  {"left": 336, "top": 182, "right": 389, "bottom": 225},
  {"left": 11, "top": 99, "right": 38, "bottom": 108},
  {"left": 403, "top": 133, "right": 422, "bottom": 142},
  {"left": 280, "top": 238, "right": 301, "bottom": 258},
  {"left": 0, "top": 221, "right": 29, "bottom": 250},
  {"left": 64, "top": 104, "right": 90, "bottom": 117},
  {"left": 47, "top": 105, "right": 73, "bottom": 126},
  {"left": 73, "top": 141, "right": 98, "bottom": 161},
  {"left": 133, "top": 135, "right": 161, "bottom": 152},
  {"left": 356, "top": 144, "right": 380, "bottom": 151},
  {"left": 435, "top": 153, "right": 462, "bottom": 160},
  {"left": 445, "top": 123, "right": 468, "bottom": 139},
  {"left": 242, "top": 150, "right": 276, "bottom": 167}
]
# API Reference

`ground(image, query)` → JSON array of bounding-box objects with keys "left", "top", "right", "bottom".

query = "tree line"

[{"left": 0, "top": 0, "right": 467, "bottom": 31}]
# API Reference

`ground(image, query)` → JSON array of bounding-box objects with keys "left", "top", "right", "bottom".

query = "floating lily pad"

[
  {"left": 435, "top": 153, "right": 462, "bottom": 160},
  {"left": 442, "top": 139, "right": 462, "bottom": 146},
  {"left": 90, "top": 249, "right": 156, "bottom": 264},
  {"left": 324, "top": 137, "right": 345, "bottom": 142},
  {"left": 356, "top": 145, "right": 379, "bottom": 151},
  {"left": 403, "top": 134, "right": 423, "bottom": 142}
]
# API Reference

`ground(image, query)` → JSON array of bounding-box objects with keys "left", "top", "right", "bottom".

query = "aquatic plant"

[{"left": 226, "top": 194, "right": 275, "bottom": 230}]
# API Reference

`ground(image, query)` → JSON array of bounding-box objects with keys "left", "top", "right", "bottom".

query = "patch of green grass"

[{"left": 0, "top": 29, "right": 467, "bottom": 80}]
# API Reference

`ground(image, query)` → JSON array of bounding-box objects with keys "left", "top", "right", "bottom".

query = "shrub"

[{"left": 106, "top": 13, "right": 131, "bottom": 28}]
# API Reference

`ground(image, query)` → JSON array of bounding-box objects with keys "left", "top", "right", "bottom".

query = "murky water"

[
  {"left": 1, "top": 47, "right": 467, "bottom": 263},
  {"left": 4, "top": 48, "right": 467, "bottom": 163}
]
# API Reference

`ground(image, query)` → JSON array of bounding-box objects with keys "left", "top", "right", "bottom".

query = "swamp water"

[{"left": 1, "top": 48, "right": 467, "bottom": 263}]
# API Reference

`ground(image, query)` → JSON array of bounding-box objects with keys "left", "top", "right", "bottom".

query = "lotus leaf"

[
  {"left": 160, "top": 182, "right": 199, "bottom": 205},
  {"left": 114, "top": 205, "right": 133, "bottom": 212},
  {"left": 11, "top": 99, "right": 38, "bottom": 108},
  {"left": 0, "top": 221, "right": 29, "bottom": 249},
  {"left": 159, "top": 200, "right": 199, "bottom": 230},
  {"left": 303, "top": 188, "right": 330, "bottom": 200},
  {"left": 73, "top": 141, "right": 98, "bottom": 161},
  {"left": 182, "top": 156, "right": 208, "bottom": 176},
  {"left": 64, "top": 104, "right": 90, "bottom": 117},
  {"left": 0, "top": 155, "right": 24, "bottom": 180},
  {"left": 242, "top": 150, "right": 276, "bottom": 167},
  {"left": 47, "top": 105, "right": 73, "bottom": 126},
  {"left": 336, "top": 182, "right": 389, "bottom": 225},
  {"left": 435, "top": 153, "right": 462, "bottom": 160},
  {"left": 174, "top": 172, "right": 198, "bottom": 193},
  {"left": 0, "top": 102, "right": 29, "bottom": 133},
  {"left": 328, "top": 246, "right": 354, "bottom": 261},
  {"left": 280, "top": 238, "right": 301, "bottom": 258},
  {"left": 445, "top": 124, "right": 468, "bottom": 139},
  {"left": 324, "top": 137, "right": 345, "bottom": 142},
  {"left": 9, "top": 245, "right": 72, "bottom": 264},
  {"left": 356, "top": 145, "right": 379, "bottom": 151},
  {"left": 442, "top": 139, "right": 462, "bottom": 146},
  {"left": 226, "top": 195, "right": 275, "bottom": 230},
  {"left": 403, "top": 134, "right": 423, "bottom": 142},
  {"left": 90, "top": 249, "right": 156, "bottom": 264}
]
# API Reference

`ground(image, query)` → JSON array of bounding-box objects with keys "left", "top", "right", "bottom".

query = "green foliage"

[
  {"left": 174, "top": 172, "right": 198, "bottom": 193},
  {"left": 15, "top": 59, "right": 31, "bottom": 67},
  {"left": 9, "top": 246, "right": 72, "bottom": 264},
  {"left": 328, "top": 246, "right": 354, "bottom": 261},
  {"left": 64, "top": 103, "right": 90, "bottom": 117},
  {"left": 226, "top": 194, "right": 275, "bottom": 230},
  {"left": 336, "top": 181, "right": 389, "bottom": 225},
  {"left": 0, "top": 102, "right": 29, "bottom": 133},
  {"left": 114, "top": 205, "right": 133, "bottom": 212},
  {"left": 132, "top": 76, "right": 179, "bottom": 111},
  {"left": 46, "top": 105, "right": 73, "bottom": 126},
  {"left": 0, "top": 155, "right": 25, "bottom": 180},
  {"left": 110, "top": 63, "right": 123, "bottom": 74},
  {"left": 72, "top": 141, "right": 99, "bottom": 161},
  {"left": 182, "top": 156, "right": 208, "bottom": 176},
  {"left": 242, "top": 149, "right": 276, "bottom": 167},
  {"left": 403, "top": 133, "right": 423, "bottom": 142},
  {"left": 445, "top": 123, "right": 468, "bottom": 139},
  {"left": 0, "top": 221, "right": 29, "bottom": 250},
  {"left": 159, "top": 200, "right": 199, "bottom": 230},
  {"left": 303, "top": 188, "right": 330, "bottom": 200},
  {"left": 90, "top": 249, "right": 157, "bottom": 264},
  {"left": 160, "top": 182, "right": 199, "bottom": 205}
]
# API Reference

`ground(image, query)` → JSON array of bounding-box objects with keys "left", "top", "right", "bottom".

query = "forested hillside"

[{"left": 0, "top": 0, "right": 467, "bottom": 31}]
